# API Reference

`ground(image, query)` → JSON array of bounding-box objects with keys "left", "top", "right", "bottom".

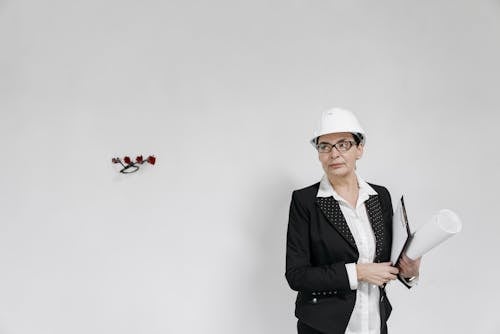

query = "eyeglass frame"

[{"left": 315, "top": 140, "right": 357, "bottom": 154}]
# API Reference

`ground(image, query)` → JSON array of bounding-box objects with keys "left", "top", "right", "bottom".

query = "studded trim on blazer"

[
  {"left": 365, "top": 194, "right": 385, "bottom": 262},
  {"left": 316, "top": 194, "right": 385, "bottom": 261},
  {"left": 316, "top": 196, "right": 357, "bottom": 251}
]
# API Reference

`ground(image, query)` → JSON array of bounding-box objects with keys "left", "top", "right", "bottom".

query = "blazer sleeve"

[{"left": 285, "top": 191, "right": 351, "bottom": 292}]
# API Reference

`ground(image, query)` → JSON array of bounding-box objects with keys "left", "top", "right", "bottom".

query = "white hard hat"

[{"left": 310, "top": 108, "right": 366, "bottom": 147}]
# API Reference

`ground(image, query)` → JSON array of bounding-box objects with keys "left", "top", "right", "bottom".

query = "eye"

[
  {"left": 318, "top": 143, "right": 331, "bottom": 152},
  {"left": 336, "top": 141, "right": 352, "bottom": 151}
]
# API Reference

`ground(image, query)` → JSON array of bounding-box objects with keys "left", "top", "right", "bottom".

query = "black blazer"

[{"left": 285, "top": 181, "right": 395, "bottom": 334}]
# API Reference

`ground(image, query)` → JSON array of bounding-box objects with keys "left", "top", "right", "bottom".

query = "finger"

[
  {"left": 403, "top": 254, "right": 419, "bottom": 264},
  {"left": 384, "top": 277, "right": 393, "bottom": 284},
  {"left": 384, "top": 263, "right": 398, "bottom": 269},
  {"left": 389, "top": 267, "right": 400, "bottom": 274},
  {"left": 403, "top": 254, "right": 420, "bottom": 262},
  {"left": 383, "top": 272, "right": 397, "bottom": 279},
  {"left": 403, "top": 254, "right": 415, "bottom": 261},
  {"left": 388, "top": 274, "right": 397, "bottom": 280},
  {"left": 399, "top": 266, "right": 407, "bottom": 274}
]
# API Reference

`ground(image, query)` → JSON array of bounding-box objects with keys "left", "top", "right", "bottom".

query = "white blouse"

[{"left": 317, "top": 174, "right": 381, "bottom": 334}]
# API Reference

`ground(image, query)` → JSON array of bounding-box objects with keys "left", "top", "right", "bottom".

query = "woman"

[{"left": 285, "top": 108, "right": 421, "bottom": 334}]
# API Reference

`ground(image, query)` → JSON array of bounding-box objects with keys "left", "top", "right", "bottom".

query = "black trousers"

[
  {"left": 297, "top": 321, "right": 324, "bottom": 334},
  {"left": 297, "top": 320, "right": 388, "bottom": 334}
]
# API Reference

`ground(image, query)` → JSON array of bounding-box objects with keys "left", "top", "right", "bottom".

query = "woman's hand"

[
  {"left": 356, "top": 262, "right": 399, "bottom": 286},
  {"left": 397, "top": 254, "right": 421, "bottom": 278}
]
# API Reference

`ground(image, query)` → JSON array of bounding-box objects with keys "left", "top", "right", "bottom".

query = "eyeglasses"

[{"left": 316, "top": 140, "right": 356, "bottom": 153}]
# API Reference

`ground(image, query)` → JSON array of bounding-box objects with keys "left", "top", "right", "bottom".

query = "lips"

[{"left": 329, "top": 163, "right": 344, "bottom": 168}]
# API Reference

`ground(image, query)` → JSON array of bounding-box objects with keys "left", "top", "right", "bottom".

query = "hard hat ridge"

[{"left": 310, "top": 108, "right": 366, "bottom": 147}]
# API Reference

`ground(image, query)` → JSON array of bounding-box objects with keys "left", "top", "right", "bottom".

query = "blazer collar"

[
  {"left": 315, "top": 176, "right": 386, "bottom": 261},
  {"left": 317, "top": 173, "right": 377, "bottom": 202}
]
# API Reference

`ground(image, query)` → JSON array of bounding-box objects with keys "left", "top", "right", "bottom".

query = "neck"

[
  {"left": 328, "top": 172, "right": 359, "bottom": 208},
  {"left": 328, "top": 172, "right": 358, "bottom": 192}
]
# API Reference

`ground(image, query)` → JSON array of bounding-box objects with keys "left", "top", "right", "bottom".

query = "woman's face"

[{"left": 317, "top": 132, "right": 364, "bottom": 180}]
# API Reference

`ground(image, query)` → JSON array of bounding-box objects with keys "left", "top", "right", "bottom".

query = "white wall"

[{"left": 1, "top": 0, "right": 499, "bottom": 333}]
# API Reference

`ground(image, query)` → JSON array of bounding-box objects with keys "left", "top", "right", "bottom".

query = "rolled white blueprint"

[{"left": 405, "top": 209, "right": 462, "bottom": 260}]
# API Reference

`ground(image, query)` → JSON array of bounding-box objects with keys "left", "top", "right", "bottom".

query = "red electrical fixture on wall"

[{"left": 112, "top": 155, "right": 156, "bottom": 173}]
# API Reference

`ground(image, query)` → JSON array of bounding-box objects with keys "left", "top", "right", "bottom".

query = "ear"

[{"left": 356, "top": 143, "right": 364, "bottom": 160}]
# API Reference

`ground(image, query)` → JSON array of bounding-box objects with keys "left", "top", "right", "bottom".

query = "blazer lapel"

[
  {"left": 316, "top": 196, "right": 357, "bottom": 252},
  {"left": 317, "top": 194, "right": 387, "bottom": 261},
  {"left": 365, "top": 195, "right": 385, "bottom": 262}
]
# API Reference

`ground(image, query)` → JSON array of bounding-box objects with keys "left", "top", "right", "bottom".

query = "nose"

[{"left": 329, "top": 146, "right": 341, "bottom": 159}]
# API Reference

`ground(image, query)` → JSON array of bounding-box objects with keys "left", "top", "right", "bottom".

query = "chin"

[{"left": 328, "top": 167, "right": 352, "bottom": 178}]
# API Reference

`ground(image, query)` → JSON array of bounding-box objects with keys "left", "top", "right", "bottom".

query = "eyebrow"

[{"left": 318, "top": 138, "right": 351, "bottom": 145}]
